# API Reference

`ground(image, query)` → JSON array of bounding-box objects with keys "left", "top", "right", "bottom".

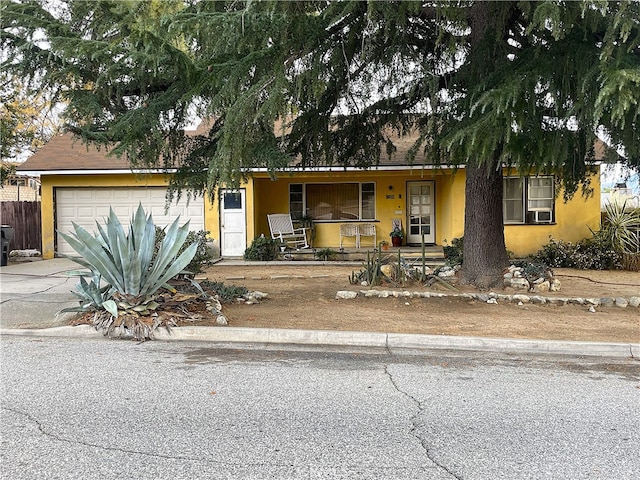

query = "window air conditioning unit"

[{"left": 533, "top": 210, "right": 553, "bottom": 223}]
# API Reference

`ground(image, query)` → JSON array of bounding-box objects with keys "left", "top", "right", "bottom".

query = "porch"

[{"left": 278, "top": 244, "right": 446, "bottom": 266}]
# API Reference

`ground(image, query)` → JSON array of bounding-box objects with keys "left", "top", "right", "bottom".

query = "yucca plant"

[
  {"left": 598, "top": 201, "right": 640, "bottom": 254},
  {"left": 60, "top": 204, "right": 198, "bottom": 339}
]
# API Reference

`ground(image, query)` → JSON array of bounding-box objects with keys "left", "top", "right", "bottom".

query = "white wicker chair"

[
  {"left": 339, "top": 223, "right": 359, "bottom": 248},
  {"left": 358, "top": 223, "right": 377, "bottom": 248}
]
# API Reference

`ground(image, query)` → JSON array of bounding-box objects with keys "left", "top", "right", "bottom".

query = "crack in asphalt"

[
  {"left": 383, "top": 365, "right": 463, "bottom": 480},
  {"left": 1, "top": 405, "right": 262, "bottom": 466},
  {"left": 2, "top": 404, "right": 439, "bottom": 473}
]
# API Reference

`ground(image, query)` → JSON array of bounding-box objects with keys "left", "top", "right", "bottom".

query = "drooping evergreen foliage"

[{"left": 2, "top": 0, "right": 639, "bottom": 286}]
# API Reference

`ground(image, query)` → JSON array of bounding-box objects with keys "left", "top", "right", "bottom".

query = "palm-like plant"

[
  {"left": 60, "top": 204, "right": 198, "bottom": 339},
  {"left": 599, "top": 201, "right": 640, "bottom": 254},
  {"left": 595, "top": 201, "right": 640, "bottom": 271}
]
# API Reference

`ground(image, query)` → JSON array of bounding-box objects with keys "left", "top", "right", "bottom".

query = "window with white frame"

[
  {"left": 289, "top": 182, "right": 376, "bottom": 221},
  {"left": 503, "top": 176, "right": 555, "bottom": 224},
  {"left": 503, "top": 177, "right": 525, "bottom": 223}
]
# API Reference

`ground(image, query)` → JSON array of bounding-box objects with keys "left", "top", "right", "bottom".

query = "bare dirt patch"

[{"left": 201, "top": 263, "right": 640, "bottom": 344}]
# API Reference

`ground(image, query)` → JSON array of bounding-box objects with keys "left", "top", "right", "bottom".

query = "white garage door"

[{"left": 55, "top": 187, "right": 205, "bottom": 256}]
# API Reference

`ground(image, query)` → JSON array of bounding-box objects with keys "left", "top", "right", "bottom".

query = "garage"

[{"left": 55, "top": 187, "right": 205, "bottom": 256}]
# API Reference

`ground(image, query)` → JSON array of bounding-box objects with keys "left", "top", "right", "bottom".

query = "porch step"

[{"left": 281, "top": 246, "right": 446, "bottom": 266}]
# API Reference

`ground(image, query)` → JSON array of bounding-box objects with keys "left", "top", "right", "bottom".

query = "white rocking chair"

[{"left": 267, "top": 214, "right": 309, "bottom": 251}]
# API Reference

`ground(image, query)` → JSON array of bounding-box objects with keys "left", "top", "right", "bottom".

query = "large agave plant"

[
  {"left": 66, "top": 272, "right": 118, "bottom": 317},
  {"left": 60, "top": 204, "right": 198, "bottom": 339}
]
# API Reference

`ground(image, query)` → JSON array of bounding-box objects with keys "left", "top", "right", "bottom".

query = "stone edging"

[
  {"left": 222, "top": 273, "right": 639, "bottom": 308},
  {"left": 335, "top": 289, "right": 640, "bottom": 308}
]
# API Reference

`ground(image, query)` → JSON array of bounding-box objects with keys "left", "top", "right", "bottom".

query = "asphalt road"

[{"left": 1, "top": 336, "right": 639, "bottom": 480}]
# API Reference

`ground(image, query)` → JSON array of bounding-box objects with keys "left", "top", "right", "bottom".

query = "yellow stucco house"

[{"left": 17, "top": 130, "right": 601, "bottom": 260}]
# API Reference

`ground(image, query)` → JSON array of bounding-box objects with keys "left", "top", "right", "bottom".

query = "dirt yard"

[{"left": 202, "top": 263, "right": 640, "bottom": 344}]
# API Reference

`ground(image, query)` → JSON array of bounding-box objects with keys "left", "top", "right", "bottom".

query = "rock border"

[{"left": 335, "top": 289, "right": 640, "bottom": 309}]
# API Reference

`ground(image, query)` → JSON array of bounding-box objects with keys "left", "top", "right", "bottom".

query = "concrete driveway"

[{"left": 0, "top": 258, "right": 81, "bottom": 329}]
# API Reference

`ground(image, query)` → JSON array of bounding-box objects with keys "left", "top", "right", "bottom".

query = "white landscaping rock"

[
  {"left": 533, "top": 280, "right": 550, "bottom": 293},
  {"left": 614, "top": 297, "right": 628, "bottom": 308},
  {"left": 504, "top": 277, "right": 530, "bottom": 290},
  {"left": 437, "top": 266, "right": 456, "bottom": 278},
  {"left": 336, "top": 291, "right": 358, "bottom": 300},
  {"left": 548, "top": 297, "right": 568, "bottom": 306}
]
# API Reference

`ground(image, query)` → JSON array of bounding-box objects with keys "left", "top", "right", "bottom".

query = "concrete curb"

[
  {"left": 386, "top": 333, "right": 639, "bottom": 358},
  {"left": 1, "top": 325, "right": 638, "bottom": 359},
  {"left": 0, "top": 325, "right": 98, "bottom": 338},
  {"left": 153, "top": 326, "right": 389, "bottom": 347}
]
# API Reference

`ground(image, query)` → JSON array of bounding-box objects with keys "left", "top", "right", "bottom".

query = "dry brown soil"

[{"left": 201, "top": 263, "right": 640, "bottom": 344}]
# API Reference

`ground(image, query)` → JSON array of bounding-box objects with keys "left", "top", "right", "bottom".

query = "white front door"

[
  {"left": 220, "top": 189, "right": 246, "bottom": 257},
  {"left": 407, "top": 181, "right": 435, "bottom": 244}
]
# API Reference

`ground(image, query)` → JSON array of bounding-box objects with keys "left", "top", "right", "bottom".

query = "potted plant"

[
  {"left": 379, "top": 240, "right": 390, "bottom": 251},
  {"left": 390, "top": 227, "right": 404, "bottom": 247}
]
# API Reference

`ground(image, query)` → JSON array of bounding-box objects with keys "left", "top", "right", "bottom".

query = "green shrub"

[
  {"left": 443, "top": 237, "right": 464, "bottom": 266},
  {"left": 579, "top": 235, "right": 622, "bottom": 270},
  {"left": 155, "top": 227, "right": 213, "bottom": 274},
  {"left": 244, "top": 235, "right": 279, "bottom": 261},
  {"left": 535, "top": 202, "right": 640, "bottom": 271},
  {"left": 532, "top": 238, "right": 576, "bottom": 268},
  {"left": 200, "top": 280, "right": 248, "bottom": 303},
  {"left": 532, "top": 236, "right": 621, "bottom": 270},
  {"left": 316, "top": 248, "right": 337, "bottom": 261}
]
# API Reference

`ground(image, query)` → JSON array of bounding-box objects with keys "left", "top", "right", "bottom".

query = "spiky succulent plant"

[{"left": 60, "top": 204, "right": 198, "bottom": 339}]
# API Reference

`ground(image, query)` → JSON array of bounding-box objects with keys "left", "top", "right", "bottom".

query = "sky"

[{"left": 601, "top": 164, "right": 640, "bottom": 193}]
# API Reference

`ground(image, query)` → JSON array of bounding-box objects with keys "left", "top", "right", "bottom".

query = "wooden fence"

[{"left": 0, "top": 201, "right": 42, "bottom": 251}]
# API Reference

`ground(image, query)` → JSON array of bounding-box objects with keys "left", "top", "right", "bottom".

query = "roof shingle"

[
  {"left": 17, "top": 133, "right": 130, "bottom": 171},
  {"left": 17, "top": 123, "right": 610, "bottom": 173}
]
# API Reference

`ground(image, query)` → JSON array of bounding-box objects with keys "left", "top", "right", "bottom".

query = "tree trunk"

[
  {"left": 460, "top": 158, "right": 509, "bottom": 289},
  {"left": 457, "top": 2, "right": 511, "bottom": 290}
]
